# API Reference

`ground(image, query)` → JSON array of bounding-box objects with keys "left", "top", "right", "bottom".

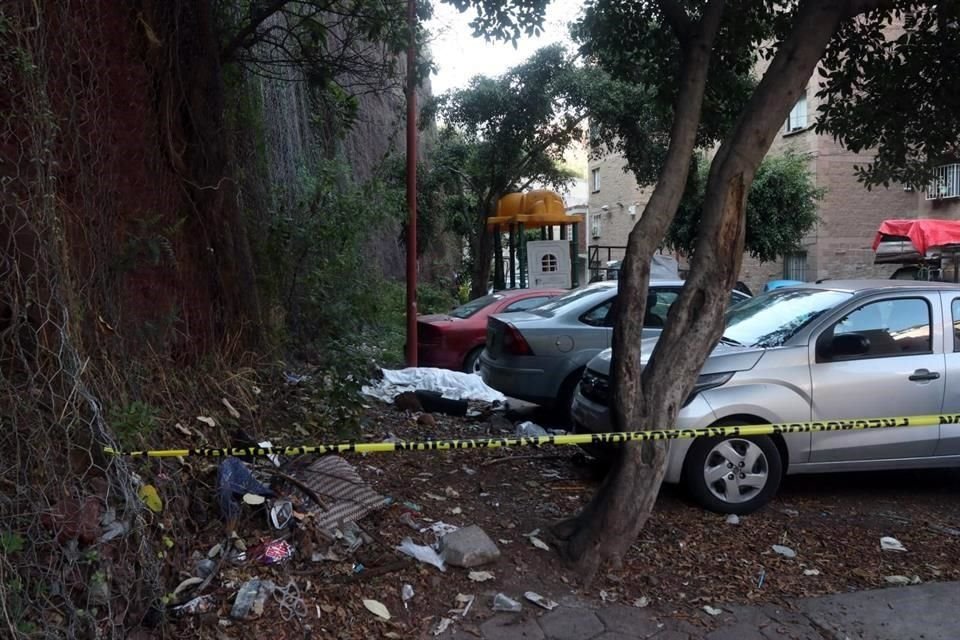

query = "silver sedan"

[
  {"left": 479, "top": 281, "right": 749, "bottom": 413},
  {"left": 572, "top": 280, "right": 960, "bottom": 513}
]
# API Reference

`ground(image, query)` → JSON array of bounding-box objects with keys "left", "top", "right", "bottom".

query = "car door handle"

[{"left": 909, "top": 369, "right": 941, "bottom": 382}]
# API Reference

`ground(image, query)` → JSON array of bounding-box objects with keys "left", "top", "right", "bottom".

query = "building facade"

[{"left": 587, "top": 74, "right": 960, "bottom": 293}]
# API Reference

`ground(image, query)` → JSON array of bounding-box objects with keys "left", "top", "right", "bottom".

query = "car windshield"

[
  {"left": 528, "top": 284, "right": 612, "bottom": 316},
  {"left": 449, "top": 294, "right": 504, "bottom": 319},
  {"left": 722, "top": 288, "right": 852, "bottom": 348}
]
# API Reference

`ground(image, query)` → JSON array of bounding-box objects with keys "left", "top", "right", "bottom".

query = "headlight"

[{"left": 684, "top": 372, "right": 734, "bottom": 406}]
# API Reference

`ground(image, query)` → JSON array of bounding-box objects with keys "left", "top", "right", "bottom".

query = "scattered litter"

[
  {"left": 880, "top": 536, "right": 907, "bottom": 552},
  {"left": 885, "top": 575, "right": 912, "bottom": 585},
  {"left": 250, "top": 539, "right": 294, "bottom": 565},
  {"left": 401, "top": 584, "right": 414, "bottom": 608},
  {"left": 269, "top": 500, "right": 293, "bottom": 530},
  {"left": 772, "top": 544, "right": 796, "bottom": 558},
  {"left": 231, "top": 579, "right": 275, "bottom": 621},
  {"left": 195, "top": 558, "right": 216, "bottom": 579},
  {"left": 421, "top": 521, "right": 459, "bottom": 537},
  {"left": 451, "top": 593, "right": 475, "bottom": 617},
  {"left": 725, "top": 514, "right": 740, "bottom": 525},
  {"left": 284, "top": 372, "right": 310, "bottom": 386},
  {"left": 803, "top": 569, "right": 821, "bottom": 576},
  {"left": 424, "top": 492, "right": 447, "bottom": 502},
  {"left": 273, "top": 580, "right": 307, "bottom": 620},
  {"left": 782, "top": 508, "right": 799, "bottom": 517},
  {"left": 362, "top": 367, "right": 506, "bottom": 404},
  {"left": 258, "top": 440, "right": 281, "bottom": 467},
  {"left": 450, "top": 507, "right": 463, "bottom": 515},
  {"left": 491, "top": 593, "right": 521, "bottom": 612},
  {"left": 433, "top": 618, "right": 453, "bottom": 635},
  {"left": 221, "top": 397, "right": 241, "bottom": 419},
  {"left": 207, "top": 543, "right": 223, "bottom": 558},
  {"left": 399, "top": 512, "right": 423, "bottom": 530},
  {"left": 516, "top": 421, "right": 548, "bottom": 437},
  {"left": 396, "top": 538, "right": 446, "bottom": 571},
  {"left": 468, "top": 571, "right": 495, "bottom": 582},
  {"left": 363, "top": 599, "right": 391, "bottom": 621},
  {"left": 444, "top": 486, "right": 460, "bottom": 498},
  {"left": 285, "top": 456, "right": 391, "bottom": 532},
  {"left": 524, "top": 592, "right": 558, "bottom": 611},
  {"left": 402, "top": 501, "right": 423, "bottom": 512},
  {"left": 528, "top": 535, "right": 550, "bottom": 551},
  {"left": 757, "top": 569, "right": 766, "bottom": 588},
  {"left": 174, "top": 422, "right": 193, "bottom": 437},
  {"left": 216, "top": 457, "right": 274, "bottom": 522},
  {"left": 440, "top": 525, "right": 501, "bottom": 567},
  {"left": 703, "top": 605, "right": 724, "bottom": 616},
  {"left": 633, "top": 596, "right": 650, "bottom": 608},
  {"left": 242, "top": 493, "right": 266, "bottom": 505},
  {"left": 196, "top": 415, "right": 217, "bottom": 427},
  {"left": 462, "top": 465, "right": 477, "bottom": 475},
  {"left": 172, "top": 577, "right": 204, "bottom": 599},
  {"left": 600, "top": 590, "right": 612, "bottom": 602},
  {"left": 99, "top": 520, "right": 129, "bottom": 543},
  {"left": 172, "top": 594, "right": 216, "bottom": 617}
]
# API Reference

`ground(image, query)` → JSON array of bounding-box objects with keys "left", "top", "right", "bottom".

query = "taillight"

[{"left": 503, "top": 322, "right": 533, "bottom": 356}]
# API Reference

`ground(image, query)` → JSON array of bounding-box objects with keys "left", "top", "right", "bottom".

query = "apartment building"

[{"left": 587, "top": 76, "right": 960, "bottom": 292}]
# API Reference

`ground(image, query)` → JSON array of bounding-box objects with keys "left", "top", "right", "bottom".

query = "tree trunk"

[
  {"left": 554, "top": 0, "right": 867, "bottom": 582},
  {"left": 470, "top": 196, "right": 497, "bottom": 299}
]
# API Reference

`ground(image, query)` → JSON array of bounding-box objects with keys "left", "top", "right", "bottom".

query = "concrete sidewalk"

[{"left": 440, "top": 581, "right": 958, "bottom": 640}]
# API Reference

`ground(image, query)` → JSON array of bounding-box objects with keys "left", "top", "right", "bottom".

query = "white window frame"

[
  {"left": 591, "top": 168, "right": 601, "bottom": 192},
  {"left": 785, "top": 94, "right": 808, "bottom": 133},
  {"left": 591, "top": 213, "right": 602, "bottom": 238},
  {"left": 926, "top": 163, "right": 960, "bottom": 200}
]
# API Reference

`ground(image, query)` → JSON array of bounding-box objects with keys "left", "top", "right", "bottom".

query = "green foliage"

[
  {"left": 667, "top": 151, "right": 823, "bottom": 263},
  {"left": 107, "top": 401, "right": 159, "bottom": 448},
  {"left": 816, "top": 3, "right": 960, "bottom": 189},
  {"left": 573, "top": 0, "right": 764, "bottom": 185},
  {"left": 0, "top": 531, "right": 25, "bottom": 555},
  {"left": 257, "top": 158, "right": 404, "bottom": 346}
]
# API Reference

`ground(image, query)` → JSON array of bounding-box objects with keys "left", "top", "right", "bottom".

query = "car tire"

[
  {"left": 554, "top": 368, "right": 585, "bottom": 425},
  {"left": 463, "top": 347, "right": 483, "bottom": 374},
  {"left": 683, "top": 426, "right": 782, "bottom": 515}
]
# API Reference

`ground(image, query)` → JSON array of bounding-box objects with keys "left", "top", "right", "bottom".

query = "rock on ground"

[{"left": 440, "top": 525, "right": 501, "bottom": 568}]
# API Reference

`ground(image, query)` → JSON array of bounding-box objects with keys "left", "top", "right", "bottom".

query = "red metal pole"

[{"left": 405, "top": 0, "right": 418, "bottom": 367}]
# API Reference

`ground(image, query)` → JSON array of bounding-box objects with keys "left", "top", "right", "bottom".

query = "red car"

[{"left": 418, "top": 288, "right": 565, "bottom": 372}]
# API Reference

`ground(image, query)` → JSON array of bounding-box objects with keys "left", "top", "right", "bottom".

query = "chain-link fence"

[{"left": 1, "top": 2, "right": 164, "bottom": 637}]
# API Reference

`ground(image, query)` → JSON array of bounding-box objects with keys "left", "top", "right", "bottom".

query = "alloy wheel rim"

[{"left": 703, "top": 438, "right": 769, "bottom": 504}]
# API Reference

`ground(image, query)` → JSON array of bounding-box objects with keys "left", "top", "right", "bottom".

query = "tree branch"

[
  {"left": 221, "top": 0, "right": 295, "bottom": 62},
  {"left": 656, "top": 0, "right": 693, "bottom": 43}
]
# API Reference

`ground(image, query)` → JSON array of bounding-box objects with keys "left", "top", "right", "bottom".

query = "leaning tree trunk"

[
  {"left": 554, "top": 0, "right": 867, "bottom": 582},
  {"left": 470, "top": 196, "right": 498, "bottom": 299}
]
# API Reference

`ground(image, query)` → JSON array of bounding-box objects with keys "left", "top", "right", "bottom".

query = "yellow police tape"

[{"left": 103, "top": 412, "right": 960, "bottom": 458}]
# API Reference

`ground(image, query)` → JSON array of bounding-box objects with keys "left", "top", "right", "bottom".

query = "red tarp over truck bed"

[{"left": 873, "top": 219, "right": 960, "bottom": 254}]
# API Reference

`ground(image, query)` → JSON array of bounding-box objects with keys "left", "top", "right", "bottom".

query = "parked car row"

[{"left": 421, "top": 278, "right": 960, "bottom": 514}]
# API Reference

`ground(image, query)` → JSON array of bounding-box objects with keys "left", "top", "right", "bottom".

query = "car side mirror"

[{"left": 824, "top": 333, "right": 870, "bottom": 359}]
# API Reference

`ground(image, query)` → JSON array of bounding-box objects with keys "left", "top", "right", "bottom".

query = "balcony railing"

[{"left": 926, "top": 163, "right": 960, "bottom": 200}]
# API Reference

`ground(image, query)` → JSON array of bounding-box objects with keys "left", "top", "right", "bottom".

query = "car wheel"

[
  {"left": 463, "top": 347, "right": 483, "bottom": 374},
  {"left": 683, "top": 428, "right": 782, "bottom": 515},
  {"left": 554, "top": 368, "right": 585, "bottom": 425}
]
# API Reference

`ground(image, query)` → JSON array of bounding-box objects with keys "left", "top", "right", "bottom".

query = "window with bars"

[
  {"left": 591, "top": 213, "right": 602, "bottom": 238},
  {"left": 541, "top": 254, "right": 558, "bottom": 272},
  {"left": 591, "top": 168, "right": 601, "bottom": 192},
  {"left": 784, "top": 252, "right": 807, "bottom": 281},
  {"left": 926, "top": 163, "right": 960, "bottom": 200}
]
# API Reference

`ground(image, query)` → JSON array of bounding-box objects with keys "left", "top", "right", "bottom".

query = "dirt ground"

[{"left": 166, "top": 397, "right": 960, "bottom": 639}]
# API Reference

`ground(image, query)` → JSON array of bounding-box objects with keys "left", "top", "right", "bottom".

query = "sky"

[
  {"left": 425, "top": 0, "right": 590, "bottom": 205},
  {"left": 425, "top": 0, "right": 583, "bottom": 95}
]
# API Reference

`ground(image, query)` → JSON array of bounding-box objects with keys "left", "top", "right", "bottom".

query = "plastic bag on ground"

[
  {"left": 362, "top": 367, "right": 506, "bottom": 404},
  {"left": 396, "top": 537, "right": 446, "bottom": 571}
]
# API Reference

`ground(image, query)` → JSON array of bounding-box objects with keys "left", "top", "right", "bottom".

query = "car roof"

[{"left": 798, "top": 279, "right": 960, "bottom": 293}]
